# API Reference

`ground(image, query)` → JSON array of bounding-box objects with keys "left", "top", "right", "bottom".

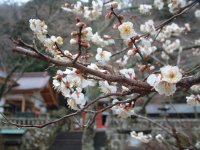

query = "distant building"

[{"left": 0, "top": 71, "right": 58, "bottom": 116}]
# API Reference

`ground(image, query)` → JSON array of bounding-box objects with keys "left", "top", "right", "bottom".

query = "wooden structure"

[{"left": 0, "top": 71, "right": 58, "bottom": 115}]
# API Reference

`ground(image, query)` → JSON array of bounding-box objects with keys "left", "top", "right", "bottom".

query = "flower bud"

[
  {"left": 64, "top": 3, "right": 70, "bottom": 7},
  {"left": 127, "top": 48, "right": 137, "bottom": 56},
  {"left": 64, "top": 50, "right": 72, "bottom": 57},
  {"left": 139, "top": 65, "right": 147, "bottom": 72},
  {"left": 103, "top": 35, "right": 112, "bottom": 39},
  {"left": 56, "top": 36, "right": 63, "bottom": 45},
  {"left": 111, "top": 1, "right": 118, "bottom": 9},
  {"left": 75, "top": 17, "right": 80, "bottom": 23},
  {"left": 81, "top": 41, "right": 90, "bottom": 49},
  {"left": 76, "top": 22, "right": 87, "bottom": 27},
  {"left": 105, "top": 11, "right": 113, "bottom": 19},
  {"left": 118, "top": 14, "right": 124, "bottom": 20},
  {"left": 81, "top": 53, "right": 93, "bottom": 59},
  {"left": 70, "top": 38, "right": 77, "bottom": 45},
  {"left": 71, "top": 31, "right": 79, "bottom": 36},
  {"left": 113, "top": 22, "right": 121, "bottom": 29},
  {"left": 149, "top": 65, "right": 155, "bottom": 71}
]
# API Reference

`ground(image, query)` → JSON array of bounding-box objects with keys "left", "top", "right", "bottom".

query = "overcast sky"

[
  {"left": 0, "top": 0, "right": 31, "bottom": 5},
  {"left": 0, "top": 0, "right": 89, "bottom": 4}
]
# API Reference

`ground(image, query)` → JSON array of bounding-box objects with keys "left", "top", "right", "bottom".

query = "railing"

[
  {"left": 0, "top": 117, "right": 56, "bottom": 127},
  {"left": 130, "top": 118, "right": 200, "bottom": 130}
]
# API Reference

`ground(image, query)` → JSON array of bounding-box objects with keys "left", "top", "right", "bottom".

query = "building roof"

[
  {"left": 11, "top": 72, "right": 50, "bottom": 93},
  {"left": 7, "top": 72, "right": 58, "bottom": 107}
]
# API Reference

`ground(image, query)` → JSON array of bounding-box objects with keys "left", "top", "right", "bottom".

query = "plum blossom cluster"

[
  {"left": 186, "top": 94, "right": 200, "bottom": 105},
  {"left": 190, "top": 84, "right": 200, "bottom": 93},
  {"left": 139, "top": 0, "right": 187, "bottom": 14},
  {"left": 147, "top": 65, "right": 182, "bottom": 96},
  {"left": 62, "top": 0, "right": 131, "bottom": 21},
  {"left": 70, "top": 25, "right": 115, "bottom": 48},
  {"left": 53, "top": 69, "right": 96, "bottom": 110},
  {"left": 154, "top": 0, "right": 164, "bottom": 10},
  {"left": 140, "top": 20, "right": 156, "bottom": 35},
  {"left": 62, "top": 1, "right": 103, "bottom": 20},
  {"left": 95, "top": 48, "right": 112, "bottom": 64},
  {"left": 157, "top": 23, "right": 190, "bottom": 42},
  {"left": 168, "top": 0, "right": 187, "bottom": 14},
  {"left": 130, "top": 131, "right": 152, "bottom": 143},
  {"left": 62, "top": 1, "right": 134, "bottom": 21},
  {"left": 111, "top": 99, "right": 135, "bottom": 118},
  {"left": 139, "top": 4, "right": 152, "bottom": 15},
  {"left": 29, "top": 19, "right": 63, "bottom": 56}
]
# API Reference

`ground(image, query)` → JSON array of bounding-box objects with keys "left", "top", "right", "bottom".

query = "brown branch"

[
  {"left": 13, "top": 46, "right": 151, "bottom": 91},
  {"left": 177, "top": 72, "right": 200, "bottom": 90}
]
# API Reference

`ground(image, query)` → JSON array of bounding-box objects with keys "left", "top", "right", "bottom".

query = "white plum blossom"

[
  {"left": 116, "top": 55, "right": 129, "bottom": 66},
  {"left": 120, "top": 68, "right": 135, "bottom": 80},
  {"left": 186, "top": 94, "right": 200, "bottom": 105},
  {"left": 111, "top": 99, "right": 135, "bottom": 118},
  {"left": 155, "top": 134, "right": 164, "bottom": 143},
  {"left": 157, "top": 23, "right": 186, "bottom": 41},
  {"left": 82, "top": 27, "right": 93, "bottom": 41},
  {"left": 195, "top": 10, "right": 200, "bottom": 19},
  {"left": 92, "top": 32, "right": 106, "bottom": 47},
  {"left": 168, "top": 0, "right": 187, "bottom": 14},
  {"left": 165, "top": 23, "right": 184, "bottom": 36},
  {"left": 99, "top": 81, "right": 117, "bottom": 94},
  {"left": 190, "top": 84, "right": 200, "bottom": 93},
  {"left": 140, "top": 20, "right": 156, "bottom": 35},
  {"left": 52, "top": 70, "right": 64, "bottom": 91},
  {"left": 130, "top": 131, "right": 152, "bottom": 143},
  {"left": 95, "top": 48, "right": 111, "bottom": 64},
  {"left": 147, "top": 74, "right": 161, "bottom": 87},
  {"left": 154, "top": 0, "right": 164, "bottom": 10},
  {"left": 62, "top": 1, "right": 103, "bottom": 20},
  {"left": 29, "top": 19, "right": 48, "bottom": 35},
  {"left": 147, "top": 65, "right": 182, "bottom": 96},
  {"left": 67, "top": 88, "right": 86, "bottom": 110},
  {"left": 60, "top": 77, "right": 71, "bottom": 97},
  {"left": 138, "top": 38, "right": 157, "bottom": 55},
  {"left": 52, "top": 68, "right": 96, "bottom": 110},
  {"left": 84, "top": 0, "right": 103, "bottom": 20},
  {"left": 155, "top": 81, "right": 177, "bottom": 96},
  {"left": 62, "top": 1, "right": 83, "bottom": 15},
  {"left": 139, "top": 4, "right": 152, "bottom": 15},
  {"left": 162, "top": 39, "right": 181, "bottom": 54},
  {"left": 118, "top": 22, "right": 136, "bottom": 40},
  {"left": 29, "top": 19, "right": 63, "bottom": 55},
  {"left": 161, "top": 52, "right": 170, "bottom": 60},
  {"left": 160, "top": 65, "right": 182, "bottom": 83}
]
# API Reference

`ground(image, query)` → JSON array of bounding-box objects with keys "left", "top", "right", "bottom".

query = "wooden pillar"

[{"left": 21, "top": 98, "right": 25, "bottom": 112}]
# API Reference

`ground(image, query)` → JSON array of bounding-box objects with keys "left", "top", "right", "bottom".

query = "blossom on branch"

[
  {"left": 139, "top": 4, "right": 152, "bottom": 15},
  {"left": 147, "top": 65, "right": 182, "bottom": 96},
  {"left": 186, "top": 94, "right": 200, "bottom": 105},
  {"left": 99, "top": 81, "right": 117, "bottom": 94},
  {"left": 120, "top": 68, "right": 135, "bottom": 80},
  {"left": 154, "top": 0, "right": 164, "bottom": 10},
  {"left": 111, "top": 99, "right": 135, "bottom": 118},
  {"left": 118, "top": 22, "right": 136, "bottom": 40},
  {"left": 95, "top": 48, "right": 111, "bottom": 64},
  {"left": 130, "top": 131, "right": 152, "bottom": 143}
]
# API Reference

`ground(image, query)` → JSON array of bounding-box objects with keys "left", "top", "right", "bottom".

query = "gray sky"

[{"left": 0, "top": 0, "right": 31, "bottom": 4}]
